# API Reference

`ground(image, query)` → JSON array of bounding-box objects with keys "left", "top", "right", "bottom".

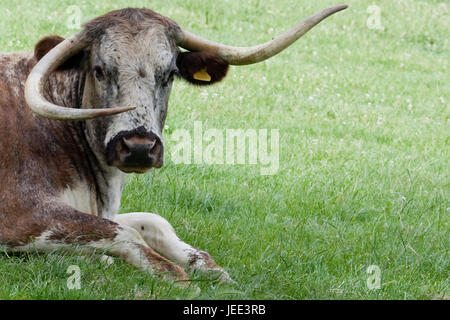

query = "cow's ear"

[
  {"left": 176, "top": 51, "right": 229, "bottom": 85},
  {"left": 34, "top": 35, "right": 85, "bottom": 70}
]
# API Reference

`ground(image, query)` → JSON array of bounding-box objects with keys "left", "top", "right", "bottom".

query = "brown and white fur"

[{"left": 0, "top": 8, "right": 231, "bottom": 284}]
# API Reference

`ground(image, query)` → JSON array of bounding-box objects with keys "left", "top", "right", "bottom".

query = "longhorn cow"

[{"left": 0, "top": 5, "right": 347, "bottom": 283}]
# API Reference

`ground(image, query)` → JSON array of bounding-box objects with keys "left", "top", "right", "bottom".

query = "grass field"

[{"left": 0, "top": 0, "right": 448, "bottom": 299}]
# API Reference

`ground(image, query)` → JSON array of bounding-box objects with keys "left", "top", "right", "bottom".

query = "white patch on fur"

[
  {"left": 88, "top": 224, "right": 152, "bottom": 270},
  {"left": 11, "top": 230, "right": 56, "bottom": 252},
  {"left": 60, "top": 181, "right": 98, "bottom": 216},
  {"left": 115, "top": 212, "right": 204, "bottom": 267},
  {"left": 10, "top": 224, "right": 151, "bottom": 271},
  {"left": 115, "top": 212, "right": 234, "bottom": 282},
  {"left": 100, "top": 170, "right": 125, "bottom": 220},
  {"left": 58, "top": 169, "right": 125, "bottom": 220}
]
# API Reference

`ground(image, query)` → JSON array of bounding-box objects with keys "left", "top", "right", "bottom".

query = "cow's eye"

[{"left": 93, "top": 65, "right": 105, "bottom": 81}]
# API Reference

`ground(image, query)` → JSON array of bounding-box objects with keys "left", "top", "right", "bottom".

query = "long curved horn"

[
  {"left": 176, "top": 5, "right": 348, "bottom": 65},
  {"left": 25, "top": 32, "right": 135, "bottom": 120}
]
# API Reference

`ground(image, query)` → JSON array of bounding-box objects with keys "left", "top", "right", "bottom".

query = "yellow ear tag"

[{"left": 193, "top": 68, "right": 211, "bottom": 82}]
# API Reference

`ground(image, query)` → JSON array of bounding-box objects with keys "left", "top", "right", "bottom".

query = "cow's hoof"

[
  {"left": 157, "top": 262, "right": 191, "bottom": 286},
  {"left": 217, "top": 270, "right": 237, "bottom": 285},
  {"left": 211, "top": 268, "right": 236, "bottom": 284},
  {"left": 194, "top": 267, "right": 236, "bottom": 285},
  {"left": 188, "top": 250, "right": 235, "bottom": 283}
]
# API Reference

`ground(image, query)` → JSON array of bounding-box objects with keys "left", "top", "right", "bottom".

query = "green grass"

[{"left": 0, "top": 0, "right": 448, "bottom": 299}]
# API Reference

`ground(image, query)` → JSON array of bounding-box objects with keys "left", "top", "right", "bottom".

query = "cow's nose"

[{"left": 117, "top": 134, "right": 163, "bottom": 170}]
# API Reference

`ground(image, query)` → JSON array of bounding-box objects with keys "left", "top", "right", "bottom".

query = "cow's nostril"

[
  {"left": 123, "top": 137, "right": 157, "bottom": 152},
  {"left": 147, "top": 139, "right": 156, "bottom": 152},
  {"left": 118, "top": 135, "right": 161, "bottom": 167},
  {"left": 121, "top": 139, "right": 131, "bottom": 151},
  {"left": 122, "top": 137, "right": 132, "bottom": 150},
  {"left": 109, "top": 130, "right": 163, "bottom": 171},
  {"left": 120, "top": 138, "right": 132, "bottom": 157}
]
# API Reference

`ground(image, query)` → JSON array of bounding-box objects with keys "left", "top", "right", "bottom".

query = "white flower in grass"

[
  {"left": 200, "top": 91, "right": 209, "bottom": 99},
  {"left": 377, "top": 116, "right": 383, "bottom": 126}
]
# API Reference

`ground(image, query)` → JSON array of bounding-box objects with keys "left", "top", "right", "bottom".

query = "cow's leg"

[
  {"left": 6, "top": 202, "right": 188, "bottom": 284},
  {"left": 114, "top": 212, "right": 234, "bottom": 283}
]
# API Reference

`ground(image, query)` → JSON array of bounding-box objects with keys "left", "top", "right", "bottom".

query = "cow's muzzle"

[{"left": 106, "top": 128, "right": 163, "bottom": 173}]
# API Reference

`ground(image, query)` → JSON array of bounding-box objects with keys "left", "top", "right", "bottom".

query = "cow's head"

[{"left": 25, "top": 6, "right": 347, "bottom": 174}]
